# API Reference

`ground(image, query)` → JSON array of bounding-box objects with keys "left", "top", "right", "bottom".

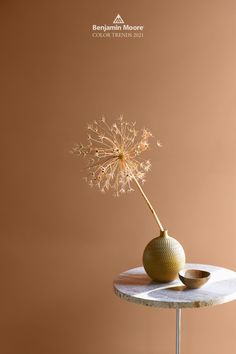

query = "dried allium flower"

[
  {"left": 71, "top": 116, "right": 164, "bottom": 231},
  {"left": 71, "top": 116, "right": 158, "bottom": 197}
]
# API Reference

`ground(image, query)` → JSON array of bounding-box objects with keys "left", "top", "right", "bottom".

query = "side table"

[{"left": 113, "top": 263, "right": 236, "bottom": 354}]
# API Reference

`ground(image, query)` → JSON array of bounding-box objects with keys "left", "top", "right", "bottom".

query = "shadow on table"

[
  {"left": 116, "top": 272, "right": 188, "bottom": 292},
  {"left": 165, "top": 285, "right": 186, "bottom": 291},
  {"left": 116, "top": 272, "right": 151, "bottom": 285}
]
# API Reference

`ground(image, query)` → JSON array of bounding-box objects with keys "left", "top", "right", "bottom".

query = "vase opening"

[{"left": 160, "top": 229, "right": 168, "bottom": 237}]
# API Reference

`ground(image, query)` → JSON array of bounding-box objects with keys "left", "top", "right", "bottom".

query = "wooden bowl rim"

[{"left": 179, "top": 269, "right": 211, "bottom": 280}]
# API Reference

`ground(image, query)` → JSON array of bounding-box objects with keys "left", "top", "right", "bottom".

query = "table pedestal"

[{"left": 176, "top": 309, "right": 181, "bottom": 354}]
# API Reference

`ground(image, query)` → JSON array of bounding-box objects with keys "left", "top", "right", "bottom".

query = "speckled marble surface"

[{"left": 113, "top": 263, "right": 236, "bottom": 309}]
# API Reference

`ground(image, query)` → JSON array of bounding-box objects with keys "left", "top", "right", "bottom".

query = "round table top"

[{"left": 113, "top": 263, "right": 236, "bottom": 309}]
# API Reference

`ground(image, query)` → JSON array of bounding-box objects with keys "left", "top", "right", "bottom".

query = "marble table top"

[{"left": 113, "top": 263, "right": 236, "bottom": 309}]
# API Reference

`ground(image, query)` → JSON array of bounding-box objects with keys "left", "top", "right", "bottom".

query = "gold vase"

[{"left": 143, "top": 229, "right": 185, "bottom": 282}]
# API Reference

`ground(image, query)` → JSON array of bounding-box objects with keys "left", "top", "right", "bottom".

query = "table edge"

[{"left": 113, "top": 263, "right": 236, "bottom": 309}]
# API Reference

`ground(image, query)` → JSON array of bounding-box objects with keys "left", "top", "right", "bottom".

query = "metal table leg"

[{"left": 176, "top": 309, "right": 181, "bottom": 354}]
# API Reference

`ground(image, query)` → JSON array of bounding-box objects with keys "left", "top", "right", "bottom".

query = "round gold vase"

[{"left": 143, "top": 230, "right": 185, "bottom": 282}]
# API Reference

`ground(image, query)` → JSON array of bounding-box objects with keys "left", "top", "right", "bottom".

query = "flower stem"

[{"left": 126, "top": 166, "right": 164, "bottom": 231}]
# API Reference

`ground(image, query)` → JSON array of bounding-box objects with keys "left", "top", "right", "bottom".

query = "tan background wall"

[{"left": 1, "top": 1, "right": 236, "bottom": 353}]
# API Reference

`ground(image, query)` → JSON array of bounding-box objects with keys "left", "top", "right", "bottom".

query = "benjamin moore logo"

[
  {"left": 113, "top": 14, "right": 124, "bottom": 24},
  {"left": 92, "top": 14, "right": 144, "bottom": 39}
]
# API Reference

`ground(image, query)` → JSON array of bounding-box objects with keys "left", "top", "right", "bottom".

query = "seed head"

[{"left": 71, "top": 116, "right": 161, "bottom": 196}]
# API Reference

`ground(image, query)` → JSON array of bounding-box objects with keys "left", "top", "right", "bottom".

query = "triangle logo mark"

[{"left": 113, "top": 14, "right": 124, "bottom": 24}]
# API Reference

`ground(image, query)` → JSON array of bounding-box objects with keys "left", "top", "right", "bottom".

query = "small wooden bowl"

[{"left": 178, "top": 269, "right": 211, "bottom": 289}]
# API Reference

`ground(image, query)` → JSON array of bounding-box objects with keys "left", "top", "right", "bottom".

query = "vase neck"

[{"left": 160, "top": 229, "right": 168, "bottom": 237}]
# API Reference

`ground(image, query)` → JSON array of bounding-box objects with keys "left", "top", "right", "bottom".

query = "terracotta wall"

[{"left": 1, "top": 1, "right": 236, "bottom": 353}]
